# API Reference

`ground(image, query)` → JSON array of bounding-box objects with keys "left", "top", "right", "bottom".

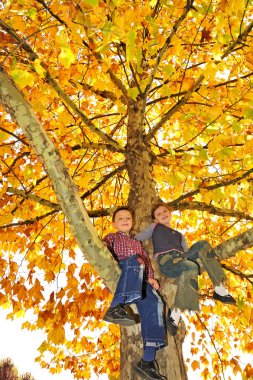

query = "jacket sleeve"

[{"left": 135, "top": 223, "right": 156, "bottom": 241}]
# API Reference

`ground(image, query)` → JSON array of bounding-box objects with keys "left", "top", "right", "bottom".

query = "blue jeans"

[
  {"left": 111, "top": 255, "right": 166, "bottom": 349},
  {"left": 157, "top": 240, "right": 226, "bottom": 311}
]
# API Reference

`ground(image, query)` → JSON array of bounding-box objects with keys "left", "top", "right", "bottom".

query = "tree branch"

[
  {"left": 107, "top": 69, "right": 129, "bottom": 102},
  {"left": 168, "top": 167, "right": 253, "bottom": 206},
  {"left": 221, "top": 263, "right": 253, "bottom": 285},
  {"left": 144, "top": 1, "right": 195, "bottom": 96},
  {"left": 0, "top": 125, "right": 30, "bottom": 147},
  {"left": 7, "top": 187, "right": 60, "bottom": 210},
  {"left": 0, "top": 68, "right": 120, "bottom": 291},
  {"left": 215, "top": 227, "right": 253, "bottom": 259},
  {"left": 145, "top": 19, "right": 253, "bottom": 142},
  {"left": 145, "top": 75, "right": 204, "bottom": 142},
  {"left": 44, "top": 72, "right": 124, "bottom": 152},
  {"left": 81, "top": 164, "right": 126, "bottom": 200},
  {"left": 0, "top": 210, "right": 58, "bottom": 228},
  {"left": 81, "top": 82, "right": 118, "bottom": 102},
  {"left": 35, "top": 0, "right": 68, "bottom": 27},
  {"left": 0, "top": 21, "right": 124, "bottom": 153},
  {"left": 174, "top": 201, "right": 253, "bottom": 222},
  {"left": 71, "top": 142, "right": 119, "bottom": 152}
]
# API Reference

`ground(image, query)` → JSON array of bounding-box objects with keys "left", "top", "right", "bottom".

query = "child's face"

[
  {"left": 154, "top": 205, "right": 172, "bottom": 226},
  {"left": 113, "top": 210, "right": 133, "bottom": 233}
]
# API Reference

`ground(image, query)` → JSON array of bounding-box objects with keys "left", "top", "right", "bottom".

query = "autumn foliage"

[{"left": 0, "top": 0, "right": 253, "bottom": 379}]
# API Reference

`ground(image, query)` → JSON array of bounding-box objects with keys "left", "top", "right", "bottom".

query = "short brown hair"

[
  {"left": 151, "top": 203, "right": 173, "bottom": 219},
  {"left": 112, "top": 206, "right": 133, "bottom": 222}
]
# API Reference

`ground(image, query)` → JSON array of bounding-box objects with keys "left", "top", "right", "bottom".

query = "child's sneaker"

[
  {"left": 133, "top": 359, "right": 167, "bottom": 379},
  {"left": 103, "top": 304, "right": 136, "bottom": 326},
  {"left": 213, "top": 292, "right": 236, "bottom": 305},
  {"left": 166, "top": 309, "right": 178, "bottom": 336}
]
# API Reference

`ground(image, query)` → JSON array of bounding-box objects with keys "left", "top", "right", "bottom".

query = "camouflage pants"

[{"left": 157, "top": 240, "right": 226, "bottom": 311}]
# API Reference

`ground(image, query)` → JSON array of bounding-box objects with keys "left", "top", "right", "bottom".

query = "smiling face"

[
  {"left": 153, "top": 205, "right": 172, "bottom": 227},
  {"left": 112, "top": 209, "right": 133, "bottom": 234}
]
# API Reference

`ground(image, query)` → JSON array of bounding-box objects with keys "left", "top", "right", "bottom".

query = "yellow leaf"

[
  {"left": 38, "top": 340, "right": 49, "bottom": 354},
  {"left": 55, "top": 29, "right": 68, "bottom": 46},
  {"left": 0, "top": 182, "right": 8, "bottom": 198},
  {"left": 33, "top": 59, "right": 46, "bottom": 78},
  {"left": 59, "top": 47, "right": 76, "bottom": 68}
]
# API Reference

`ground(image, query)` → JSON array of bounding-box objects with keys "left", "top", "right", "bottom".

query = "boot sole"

[
  {"left": 133, "top": 366, "right": 165, "bottom": 380},
  {"left": 103, "top": 316, "right": 136, "bottom": 326},
  {"left": 133, "top": 366, "right": 153, "bottom": 379}
]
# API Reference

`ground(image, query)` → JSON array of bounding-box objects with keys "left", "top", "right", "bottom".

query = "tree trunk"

[
  {"left": 120, "top": 99, "right": 187, "bottom": 379},
  {"left": 1, "top": 69, "right": 252, "bottom": 380}
]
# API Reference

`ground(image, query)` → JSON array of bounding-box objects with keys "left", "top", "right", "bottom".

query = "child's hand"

[{"left": 148, "top": 278, "right": 160, "bottom": 290}]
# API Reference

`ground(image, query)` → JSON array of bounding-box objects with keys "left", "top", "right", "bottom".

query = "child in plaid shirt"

[{"left": 103, "top": 206, "right": 166, "bottom": 380}]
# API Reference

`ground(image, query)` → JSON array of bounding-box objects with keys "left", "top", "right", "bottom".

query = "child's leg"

[
  {"left": 133, "top": 284, "right": 166, "bottom": 379},
  {"left": 157, "top": 254, "right": 200, "bottom": 335},
  {"left": 187, "top": 241, "right": 236, "bottom": 304},
  {"left": 103, "top": 258, "right": 143, "bottom": 326},
  {"left": 135, "top": 282, "right": 165, "bottom": 348}
]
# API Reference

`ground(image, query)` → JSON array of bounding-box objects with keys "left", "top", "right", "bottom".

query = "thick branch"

[
  {"left": 44, "top": 72, "right": 124, "bottom": 152},
  {"left": 215, "top": 228, "right": 253, "bottom": 259},
  {"left": 0, "top": 68, "right": 120, "bottom": 292}
]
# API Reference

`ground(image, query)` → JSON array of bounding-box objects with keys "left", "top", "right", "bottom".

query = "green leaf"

[
  {"left": 27, "top": 7, "right": 37, "bottom": 20},
  {"left": 11, "top": 69, "right": 35, "bottom": 89},
  {"left": 128, "top": 87, "right": 139, "bottom": 100},
  {"left": 231, "top": 121, "right": 242, "bottom": 132},
  {"left": 237, "top": 295, "right": 245, "bottom": 311},
  {"left": 126, "top": 29, "right": 137, "bottom": 62},
  {"left": 244, "top": 107, "right": 253, "bottom": 120},
  {"left": 163, "top": 64, "right": 175, "bottom": 77},
  {"left": 85, "top": 0, "right": 99, "bottom": 6}
]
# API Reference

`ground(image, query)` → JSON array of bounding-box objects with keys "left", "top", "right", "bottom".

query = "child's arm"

[
  {"left": 103, "top": 233, "right": 115, "bottom": 252},
  {"left": 148, "top": 278, "right": 160, "bottom": 290},
  {"left": 181, "top": 235, "right": 189, "bottom": 252},
  {"left": 135, "top": 223, "right": 156, "bottom": 241}
]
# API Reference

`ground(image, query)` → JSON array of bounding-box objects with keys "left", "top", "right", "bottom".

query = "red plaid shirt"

[{"left": 103, "top": 232, "right": 154, "bottom": 279}]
